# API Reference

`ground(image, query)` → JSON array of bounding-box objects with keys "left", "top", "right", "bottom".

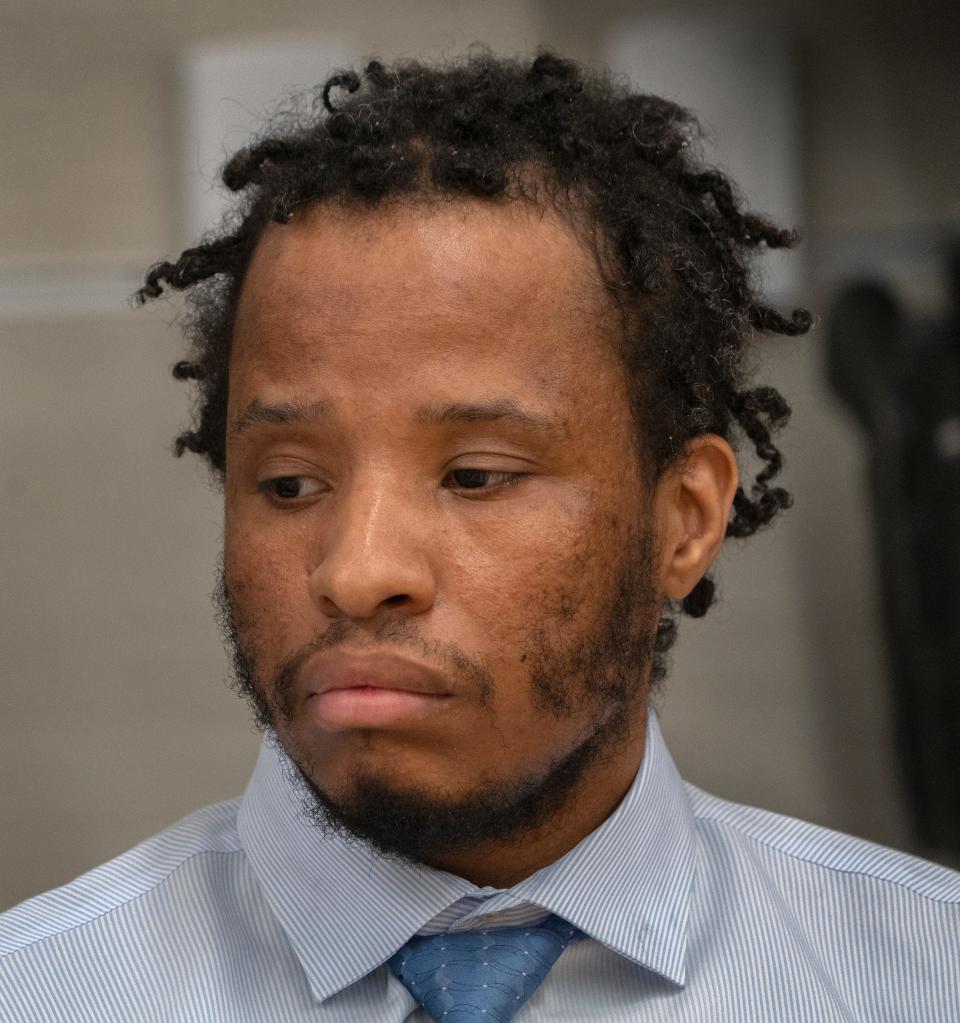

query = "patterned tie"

[{"left": 387, "top": 914, "right": 585, "bottom": 1022}]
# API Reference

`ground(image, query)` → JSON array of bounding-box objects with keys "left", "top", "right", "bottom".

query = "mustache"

[{"left": 212, "top": 564, "right": 494, "bottom": 728}]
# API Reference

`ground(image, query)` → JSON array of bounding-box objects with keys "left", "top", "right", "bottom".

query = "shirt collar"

[{"left": 237, "top": 709, "right": 695, "bottom": 1002}]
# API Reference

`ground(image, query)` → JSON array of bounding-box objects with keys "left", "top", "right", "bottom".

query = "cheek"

[
  {"left": 524, "top": 532, "right": 608, "bottom": 644},
  {"left": 223, "top": 522, "right": 308, "bottom": 662},
  {"left": 457, "top": 496, "right": 621, "bottom": 658}
]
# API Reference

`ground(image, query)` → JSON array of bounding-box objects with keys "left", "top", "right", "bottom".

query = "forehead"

[{"left": 229, "top": 199, "right": 631, "bottom": 431}]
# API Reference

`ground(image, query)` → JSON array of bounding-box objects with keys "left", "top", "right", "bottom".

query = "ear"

[{"left": 654, "top": 435, "right": 739, "bottom": 600}]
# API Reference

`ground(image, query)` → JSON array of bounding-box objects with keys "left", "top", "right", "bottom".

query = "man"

[{"left": 1, "top": 51, "right": 957, "bottom": 1022}]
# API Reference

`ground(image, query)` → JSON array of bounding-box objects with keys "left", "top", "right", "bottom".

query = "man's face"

[{"left": 221, "top": 199, "right": 672, "bottom": 874}]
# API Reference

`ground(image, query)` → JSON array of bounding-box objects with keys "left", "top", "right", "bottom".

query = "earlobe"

[{"left": 658, "top": 435, "right": 739, "bottom": 601}]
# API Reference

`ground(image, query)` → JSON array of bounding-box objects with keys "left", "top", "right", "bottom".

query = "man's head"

[{"left": 139, "top": 51, "right": 808, "bottom": 881}]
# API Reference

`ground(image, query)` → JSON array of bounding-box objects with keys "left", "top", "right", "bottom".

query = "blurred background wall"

[{"left": 2, "top": 0, "right": 958, "bottom": 910}]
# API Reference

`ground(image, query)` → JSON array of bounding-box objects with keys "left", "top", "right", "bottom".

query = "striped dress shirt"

[{"left": 1, "top": 711, "right": 958, "bottom": 1021}]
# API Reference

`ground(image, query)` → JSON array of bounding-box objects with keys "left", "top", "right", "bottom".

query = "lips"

[
  {"left": 300, "top": 650, "right": 455, "bottom": 730},
  {"left": 303, "top": 650, "right": 454, "bottom": 699}
]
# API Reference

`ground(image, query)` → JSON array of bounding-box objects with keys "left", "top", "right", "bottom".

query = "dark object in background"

[{"left": 827, "top": 251, "right": 960, "bottom": 857}]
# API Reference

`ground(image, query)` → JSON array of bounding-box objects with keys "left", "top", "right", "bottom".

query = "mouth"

[
  {"left": 305, "top": 686, "right": 453, "bottom": 730},
  {"left": 298, "top": 648, "right": 458, "bottom": 730}
]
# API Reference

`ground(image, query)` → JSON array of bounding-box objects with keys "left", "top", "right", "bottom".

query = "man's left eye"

[{"left": 444, "top": 469, "right": 525, "bottom": 492}]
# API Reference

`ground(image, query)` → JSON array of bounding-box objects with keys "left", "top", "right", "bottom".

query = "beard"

[{"left": 215, "top": 520, "right": 661, "bottom": 869}]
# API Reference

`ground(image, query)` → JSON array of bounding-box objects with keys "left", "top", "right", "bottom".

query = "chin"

[{"left": 283, "top": 725, "right": 472, "bottom": 805}]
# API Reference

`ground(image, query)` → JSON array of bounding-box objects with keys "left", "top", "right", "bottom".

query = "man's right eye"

[{"left": 257, "top": 476, "right": 322, "bottom": 501}]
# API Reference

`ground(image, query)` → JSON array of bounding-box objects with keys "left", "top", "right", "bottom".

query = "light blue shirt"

[{"left": 1, "top": 711, "right": 958, "bottom": 1021}]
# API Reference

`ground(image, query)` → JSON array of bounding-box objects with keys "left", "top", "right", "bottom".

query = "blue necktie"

[{"left": 387, "top": 914, "right": 585, "bottom": 1022}]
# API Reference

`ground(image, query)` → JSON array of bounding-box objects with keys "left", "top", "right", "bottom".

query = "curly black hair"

[{"left": 138, "top": 50, "right": 811, "bottom": 685}]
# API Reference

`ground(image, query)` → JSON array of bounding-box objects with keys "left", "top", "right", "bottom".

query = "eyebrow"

[{"left": 230, "top": 396, "right": 565, "bottom": 440}]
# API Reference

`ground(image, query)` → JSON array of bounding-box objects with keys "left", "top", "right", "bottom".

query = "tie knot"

[{"left": 388, "top": 914, "right": 585, "bottom": 1022}]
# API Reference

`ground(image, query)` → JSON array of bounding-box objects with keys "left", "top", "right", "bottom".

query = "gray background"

[{"left": 2, "top": 0, "right": 958, "bottom": 911}]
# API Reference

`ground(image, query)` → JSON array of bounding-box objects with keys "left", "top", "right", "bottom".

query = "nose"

[{"left": 307, "top": 474, "right": 437, "bottom": 621}]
